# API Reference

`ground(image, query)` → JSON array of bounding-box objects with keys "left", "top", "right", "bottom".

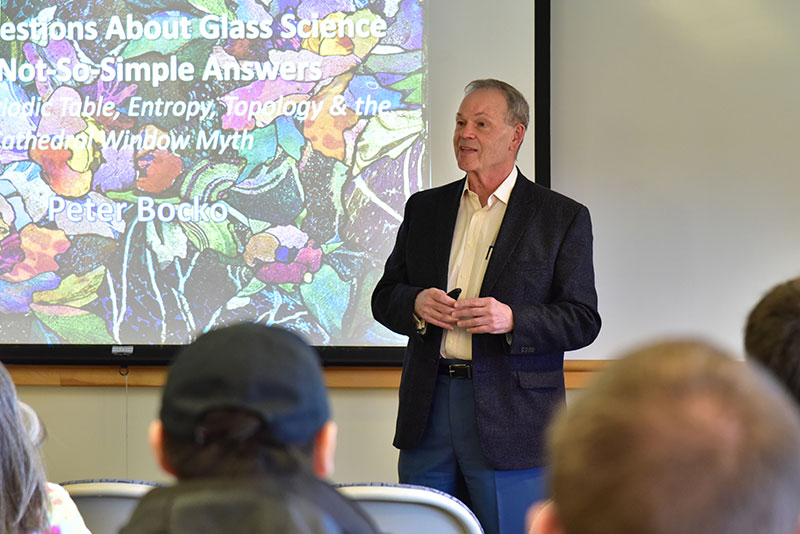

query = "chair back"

[
  {"left": 60, "top": 479, "right": 160, "bottom": 534},
  {"left": 336, "top": 483, "right": 484, "bottom": 534}
]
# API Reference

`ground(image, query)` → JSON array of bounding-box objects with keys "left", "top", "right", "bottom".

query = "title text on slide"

[
  {"left": 0, "top": 93, "right": 393, "bottom": 121},
  {"left": 3, "top": 127, "right": 254, "bottom": 156},
  {"left": 0, "top": 55, "right": 324, "bottom": 86},
  {"left": 0, "top": 13, "right": 387, "bottom": 42}
]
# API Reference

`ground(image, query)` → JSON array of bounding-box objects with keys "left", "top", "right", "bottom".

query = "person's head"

[
  {"left": 150, "top": 323, "right": 337, "bottom": 480},
  {"left": 454, "top": 79, "right": 528, "bottom": 180},
  {"left": 745, "top": 277, "right": 800, "bottom": 404},
  {"left": 533, "top": 340, "right": 800, "bottom": 534},
  {"left": 0, "top": 364, "right": 49, "bottom": 534}
]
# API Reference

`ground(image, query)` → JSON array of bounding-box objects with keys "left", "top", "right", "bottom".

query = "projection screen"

[{"left": 0, "top": 0, "right": 424, "bottom": 361}]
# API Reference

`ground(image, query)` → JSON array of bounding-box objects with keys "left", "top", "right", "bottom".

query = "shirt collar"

[
  {"left": 492, "top": 166, "right": 518, "bottom": 205},
  {"left": 463, "top": 167, "right": 518, "bottom": 207}
]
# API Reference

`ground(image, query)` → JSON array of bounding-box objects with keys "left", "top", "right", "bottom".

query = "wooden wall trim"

[{"left": 8, "top": 360, "right": 608, "bottom": 389}]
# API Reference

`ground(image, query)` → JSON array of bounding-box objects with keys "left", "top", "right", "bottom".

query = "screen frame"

[
  {"left": 0, "top": 343, "right": 407, "bottom": 365},
  {"left": 0, "top": 1, "right": 551, "bottom": 367}
]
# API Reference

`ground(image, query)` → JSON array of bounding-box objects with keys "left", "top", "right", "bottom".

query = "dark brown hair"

[
  {"left": 745, "top": 277, "right": 800, "bottom": 404},
  {"left": 162, "top": 409, "right": 315, "bottom": 479}
]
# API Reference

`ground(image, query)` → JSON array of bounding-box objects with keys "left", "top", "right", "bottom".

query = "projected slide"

[{"left": 0, "top": 0, "right": 424, "bottom": 347}]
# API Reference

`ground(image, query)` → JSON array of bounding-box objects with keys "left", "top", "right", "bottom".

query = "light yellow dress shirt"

[{"left": 442, "top": 168, "right": 518, "bottom": 360}]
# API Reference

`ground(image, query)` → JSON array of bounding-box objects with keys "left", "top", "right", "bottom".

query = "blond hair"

[{"left": 548, "top": 340, "right": 800, "bottom": 534}]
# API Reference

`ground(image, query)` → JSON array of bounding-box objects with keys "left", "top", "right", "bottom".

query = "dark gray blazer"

[{"left": 371, "top": 171, "right": 601, "bottom": 469}]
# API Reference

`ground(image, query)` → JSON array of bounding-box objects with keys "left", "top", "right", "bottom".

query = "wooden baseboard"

[{"left": 7, "top": 360, "right": 608, "bottom": 389}]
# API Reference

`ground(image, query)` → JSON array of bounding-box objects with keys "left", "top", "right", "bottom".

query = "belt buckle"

[{"left": 448, "top": 364, "right": 471, "bottom": 379}]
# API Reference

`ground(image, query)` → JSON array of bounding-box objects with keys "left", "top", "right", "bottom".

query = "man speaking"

[{"left": 371, "top": 79, "right": 601, "bottom": 534}]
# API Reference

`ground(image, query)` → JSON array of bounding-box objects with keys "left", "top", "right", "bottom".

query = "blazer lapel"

[
  {"left": 434, "top": 178, "right": 466, "bottom": 289},
  {"left": 480, "top": 174, "right": 537, "bottom": 296}
]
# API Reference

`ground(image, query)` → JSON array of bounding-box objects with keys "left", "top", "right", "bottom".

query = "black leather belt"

[{"left": 438, "top": 359, "right": 472, "bottom": 379}]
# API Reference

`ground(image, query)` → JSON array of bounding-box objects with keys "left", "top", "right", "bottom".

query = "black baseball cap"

[{"left": 160, "top": 323, "right": 330, "bottom": 445}]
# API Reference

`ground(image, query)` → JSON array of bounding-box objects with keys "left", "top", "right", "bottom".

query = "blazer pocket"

[{"left": 515, "top": 369, "right": 563, "bottom": 390}]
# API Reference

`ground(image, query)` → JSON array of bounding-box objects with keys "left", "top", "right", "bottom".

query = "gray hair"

[
  {"left": 18, "top": 402, "right": 46, "bottom": 448},
  {"left": 0, "top": 364, "right": 49, "bottom": 534},
  {"left": 464, "top": 79, "right": 530, "bottom": 129}
]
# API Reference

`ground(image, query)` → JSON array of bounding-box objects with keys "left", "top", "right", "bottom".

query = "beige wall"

[
  {"left": 18, "top": 386, "right": 400, "bottom": 485},
  {"left": 18, "top": 385, "right": 584, "bottom": 485}
]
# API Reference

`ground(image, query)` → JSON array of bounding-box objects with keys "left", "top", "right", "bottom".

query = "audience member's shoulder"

[
  {"left": 121, "top": 477, "right": 377, "bottom": 534},
  {"left": 44, "top": 482, "right": 91, "bottom": 534}
]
